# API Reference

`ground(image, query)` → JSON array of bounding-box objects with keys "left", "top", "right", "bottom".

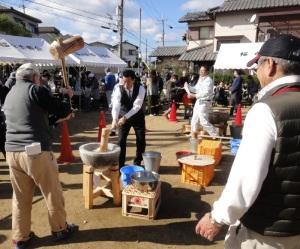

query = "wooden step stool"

[
  {"left": 83, "top": 164, "right": 121, "bottom": 209},
  {"left": 122, "top": 182, "right": 161, "bottom": 220}
]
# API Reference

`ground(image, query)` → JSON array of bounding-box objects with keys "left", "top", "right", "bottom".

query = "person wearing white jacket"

[{"left": 185, "top": 65, "right": 218, "bottom": 138}]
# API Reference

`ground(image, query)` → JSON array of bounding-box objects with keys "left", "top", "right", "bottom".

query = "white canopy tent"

[
  {"left": 69, "top": 44, "right": 127, "bottom": 69},
  {"left": 214, "top": 42, "right": 263, "bottom": 70},
  {"left": 0, "top": 37, "right": 26, "bottom": 63},
  {"left": 88, "top": 46, "right": 127, "bottom": 68},
  {"left": 0, "top": 34, "right": 75, "bottom": 66}
]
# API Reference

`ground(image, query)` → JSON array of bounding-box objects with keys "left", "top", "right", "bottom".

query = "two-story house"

[
  {"left": 113, "top": 41, "right": 139, "bottom": 67},
  {"left": 0, "top": 5, "right": 41, "bottom": 35},
  {"left": 178, "top": 11, "right": 217, "bottom": 72},
  {"left": 179, "top": 0, "right": 300, "bottom": 71}
]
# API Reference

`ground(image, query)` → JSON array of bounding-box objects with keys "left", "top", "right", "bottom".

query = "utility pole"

[
  {"left": 118, "top": 0, "right": 124, "bottom": 59},
  {"left": 158, "top": 18, "right": 166, "bottom": 47},
  {"left": 146, "top": 39, "right": 148, "bottom": 65},
  {"left": 138, "top": 7, "right": 142, "bottom": 75},
  {"left": 22, "top": 0, "right": 26, "bottom": 13},
  {"left": 162, "top": 19, "right": 165, "bottom": 46}
]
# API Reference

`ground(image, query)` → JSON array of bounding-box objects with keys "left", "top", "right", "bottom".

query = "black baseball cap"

[{"left": 247, "top": 34, "right": 300, "bottom": 67}]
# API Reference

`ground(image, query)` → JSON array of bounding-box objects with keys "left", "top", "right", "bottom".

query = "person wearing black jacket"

[
  {"left": 229, "top": 70, "right": 243, "bottom": 115},
  {"left": 3, "top": 63, "right": 78, "bottom": 249}
]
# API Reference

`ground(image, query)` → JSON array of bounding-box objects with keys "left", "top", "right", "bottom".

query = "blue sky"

[{"left": 5, "top": 0, "right": 224, "bottom": 57}]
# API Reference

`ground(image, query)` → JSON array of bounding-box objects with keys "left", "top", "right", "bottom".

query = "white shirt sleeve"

[
  {"left": 211, "top": 103, "right": 277, "bottom": 225},
  {"left": 111, "top": 84, "right": 121, "bottom": 121},
  {"left": 124, "top": 85, "right": 146, "bottom": 120}
]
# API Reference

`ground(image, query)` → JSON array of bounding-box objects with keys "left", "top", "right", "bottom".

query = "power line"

[
  {"left": 148, "top": 0, "right": 161, "bottom": 18},
  {"left": 124, "top": 28, "right": 156, "bottom": 50},
  {"left": 135, "top": 0, "right": 158, "bottom": 21},
  {"left": 2, "top": 0, "right": 161, "bottom": 54},
  {"left": 137, "top": 0, "right": 160, "bottom": 20},
  {"left": 47, "top": 0, "right": 118, "bottom": 20},
  {"left": 0, "top": 0, "right": 117, "bottom": 31},
  {"left": 24, "top": 0, "right": 117, "bottom": 27}
]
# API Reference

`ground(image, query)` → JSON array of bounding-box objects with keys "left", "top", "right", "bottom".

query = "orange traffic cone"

[
  {"left": 97, "top": 111, "right": 107, "bottom": 142},
  {"left": 169, "top": 101, "right": 177, "bottom": 122},
  {"left": 57, "top": 121, "right": 76, "bottom": 164},
  {"left": 235, "top": 104, "right": 242, "bottom": 126}
]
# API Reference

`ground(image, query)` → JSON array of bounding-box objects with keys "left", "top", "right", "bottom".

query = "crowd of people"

[{"left": 1, "top": 34, "right": 300, "bottom": 249}]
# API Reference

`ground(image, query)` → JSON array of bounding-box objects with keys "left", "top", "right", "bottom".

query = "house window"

[
  {"left": 199, "top": 26, "right": 214, "bottom": 39},
  {"left": 14, "top": 17, "right": 25, "bottom": 28},
  {"left": 188, "top": 26, "right": 214, "bottom": 40},
  {"left": 28, "top": 23, "right": 37, "bottom": 33},
  {"left": 188, "top": 27, "right": 199, "bottom": 40},
  {"left": 128, "top": 49, "right": 136, "bottom": 56},
  {"left": 217, "top": 40, "right": 240, "bottom": 51}
]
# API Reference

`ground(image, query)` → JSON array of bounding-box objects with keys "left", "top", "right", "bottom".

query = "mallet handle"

[{"left": 60, "top": 57, "right": 69, "bottom": 88}]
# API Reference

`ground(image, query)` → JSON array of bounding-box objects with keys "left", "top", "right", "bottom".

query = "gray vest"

[
  {"left": 4, "top": 80, "right": 52, "bottom": 151},
  {"left": 241, "top": 83, "right": 300, "bottom": 236}
]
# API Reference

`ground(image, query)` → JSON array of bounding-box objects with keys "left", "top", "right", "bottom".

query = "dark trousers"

[
  {"left": 148, "top": 95, "right": 159, "bottom": 115},
  {"left": 230, "top": 93, "right": 241, "bottom": 116},
  {"left": 118, "top": 118, "right": 146, "bottom": 167}
]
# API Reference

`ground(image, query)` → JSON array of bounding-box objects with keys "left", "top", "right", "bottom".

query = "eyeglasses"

[
  {"left": 257, "top": 58, "right": 267, "bottom": 66},
  {"left": 252, "top": 58, "right": 267, "bottom": 74}
]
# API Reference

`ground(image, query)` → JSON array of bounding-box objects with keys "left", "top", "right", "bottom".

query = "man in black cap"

[{"left": 195, "top": 34, "right": 300, "bottom": 249}]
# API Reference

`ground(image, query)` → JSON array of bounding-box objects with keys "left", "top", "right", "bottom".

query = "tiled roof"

[
  {"left": 179, "top": 44, "right": 217, "bottom": 62},
  {"left": 214, "top": 0, "right": 300, "bottom": 13},
  {"left": 113, "top": 40, "right": 138, "bottom": 49},
  {"left": 150, "top": 46, "right": 186, "bottom": 57},
  {"left": 178, "top": 11, "right": 212, "bottom": 23}
]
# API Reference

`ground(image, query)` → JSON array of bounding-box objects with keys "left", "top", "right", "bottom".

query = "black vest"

[
  {"left": 119, "top": 82, "right": 144, "bottom": 123},
  {"left": 241, "top": 83, "right": 300, "bottom": 236}
]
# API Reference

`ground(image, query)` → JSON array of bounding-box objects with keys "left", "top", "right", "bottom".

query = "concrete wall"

[
  {"left": 187, "top": 40, "right": 213, "bottom": 50},
  {"left": 214, "top": 12, "right": 257, "bottom": 51}
]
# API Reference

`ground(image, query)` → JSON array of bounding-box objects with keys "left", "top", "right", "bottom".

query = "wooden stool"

[
  {"left": 83, "top": 164, "right": 121, "bottom": 209},
  {"left": 178, "top": 155, "right": 215, "bottom": 188},
  {"left": 122, "top": 182, "right": 161, "bottom": 220}
]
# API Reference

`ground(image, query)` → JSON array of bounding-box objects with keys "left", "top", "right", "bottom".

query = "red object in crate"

[{"left": 176, "top": 151, "right": 193, "bottom": 167}]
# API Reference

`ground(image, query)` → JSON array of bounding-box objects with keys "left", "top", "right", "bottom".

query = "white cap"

[{"left": 88, "top": 73, "right": 95, "bottom": 78}]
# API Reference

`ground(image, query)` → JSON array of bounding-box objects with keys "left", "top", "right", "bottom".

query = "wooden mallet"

[{"left": 49, "top": 35, "right": 84, "bottom": 87}]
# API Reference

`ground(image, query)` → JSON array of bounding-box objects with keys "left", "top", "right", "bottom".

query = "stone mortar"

[{"left": 79, "top": 143, "right": 120, "bottom": 170}]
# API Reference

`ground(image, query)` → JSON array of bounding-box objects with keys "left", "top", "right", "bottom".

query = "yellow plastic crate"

[
  {"left": 197, "top": 140, "right": 222, "bottom": 166},
  {"left": 181, "top": 163, "right": 215, "bottom": 187}
]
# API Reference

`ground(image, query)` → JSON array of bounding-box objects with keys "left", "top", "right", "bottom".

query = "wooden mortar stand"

[{"left": 83, "top": 128, "right": 121, "bottom": 209}]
